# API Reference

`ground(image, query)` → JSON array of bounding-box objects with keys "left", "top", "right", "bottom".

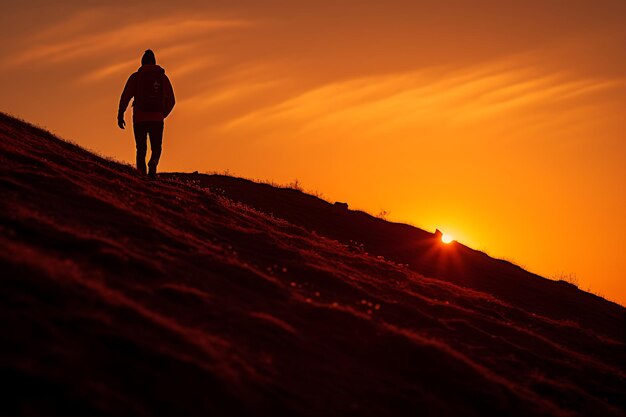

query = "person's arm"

[
  {"left": 163, "top": 74, "right": 176, "bottom": 118},
  {"left": 118, "top": 74, "right": 136, "bottom": 129}
]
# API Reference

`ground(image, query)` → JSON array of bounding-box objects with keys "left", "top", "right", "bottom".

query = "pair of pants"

[{"left": 133, "top": 121, "right": 164, "bottom": 174}]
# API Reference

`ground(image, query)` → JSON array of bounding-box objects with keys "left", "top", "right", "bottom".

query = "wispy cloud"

[
  {"left": 4, "top": 15, "right": 250, "bottom": 70},
  {"left": 220, "top": 59, "right": 625, "bottom": 144}
]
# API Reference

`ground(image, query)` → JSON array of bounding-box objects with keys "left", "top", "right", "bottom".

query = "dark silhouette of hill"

[
  {"left": 0, "top": 112, "right": 624, "bottom": 416},
  {"left": 161, "top": 173, "right": 624, "bottom": 339}
]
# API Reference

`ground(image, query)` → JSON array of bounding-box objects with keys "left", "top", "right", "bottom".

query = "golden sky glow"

[{"left": 1, "top": 0, "right": 625, "bottom": 304}]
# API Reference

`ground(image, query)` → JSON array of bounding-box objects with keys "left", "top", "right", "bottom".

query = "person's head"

[{"left": 141, "top": 49, "right": 156, "bottom": 65}]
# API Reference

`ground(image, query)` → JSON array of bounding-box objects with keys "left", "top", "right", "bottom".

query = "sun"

[{"left": 441, "top": 233, "right": 454, "bottom": 244}]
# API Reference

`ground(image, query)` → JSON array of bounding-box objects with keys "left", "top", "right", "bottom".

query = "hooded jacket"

[{"left": 118, "top": 64, "right": 175, "bottom": 122}]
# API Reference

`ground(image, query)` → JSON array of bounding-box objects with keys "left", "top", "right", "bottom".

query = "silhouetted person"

[{"left": 118, "top": 49, "right": 175, "bottom": 179}]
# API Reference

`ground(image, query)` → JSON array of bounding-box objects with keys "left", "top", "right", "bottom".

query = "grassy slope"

[
  {"left": 162, "top": 172, "right": 625, "bottom": 339},
  {"left": 0, "top": 113, "right": 624, "bottom": 416}
]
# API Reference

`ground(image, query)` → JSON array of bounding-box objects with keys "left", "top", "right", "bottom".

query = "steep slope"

[
  {"left": 0, "top": 112, "right": 624, "bottom": 416},
  {"left": 161, "top": 173, "right": 624, "bottom": 339}
]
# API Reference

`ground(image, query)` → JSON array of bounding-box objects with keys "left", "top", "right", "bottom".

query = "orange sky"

[{"left": 1, "top": 0, "right": 625, "bottom": 305}]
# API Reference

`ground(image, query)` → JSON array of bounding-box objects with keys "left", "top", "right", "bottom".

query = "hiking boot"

[{"left": 147, "top": 163, "right": 157, "bottom": 179}]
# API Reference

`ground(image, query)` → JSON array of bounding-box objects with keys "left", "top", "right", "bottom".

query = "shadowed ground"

[{"left": 1, "top": 112, "right": 624, "bottom": 416}]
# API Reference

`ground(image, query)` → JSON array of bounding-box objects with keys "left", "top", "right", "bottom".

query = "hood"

[{"left": 138, "top": 64, "right": 165, "bottom": 74}]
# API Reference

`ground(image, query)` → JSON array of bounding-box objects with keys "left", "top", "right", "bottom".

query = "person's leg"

[
  {"left": 147, "top": 121, "right": 164, "bottom": 177},
  {"left": 133, "top": 122, "right": 148, "bottom": 175}
]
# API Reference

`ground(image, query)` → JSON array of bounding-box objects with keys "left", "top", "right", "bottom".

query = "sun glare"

[{"left": 441, "top": 233, "right": 454, "bottom": 244}]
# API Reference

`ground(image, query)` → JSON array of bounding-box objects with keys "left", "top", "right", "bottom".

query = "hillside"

[
  {"left": 161, "top": 173, "right": 624, "bottom": 338},
  {"left": 0, "top": 112, "right": 624, "bottom": 416}
]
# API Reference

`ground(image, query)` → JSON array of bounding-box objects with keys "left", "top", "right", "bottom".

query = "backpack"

[{"left": 134, "top": 71, "right": 164, "bottom": 112}]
